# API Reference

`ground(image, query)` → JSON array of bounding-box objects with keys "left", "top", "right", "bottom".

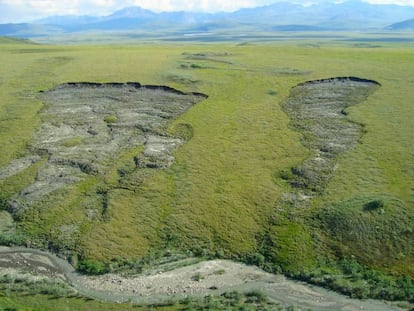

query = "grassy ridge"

[{"left": 0, "top": 40, "right": 413, "bottom": 300}]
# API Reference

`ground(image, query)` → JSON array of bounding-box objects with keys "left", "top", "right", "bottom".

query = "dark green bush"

[
  {"left": 363, "top": 199, "right": 384, "bottom": 211},
  {"left": 0, "top": 198, "right": 9, "bottom": 211},
  {"left": 77, "top": 260, "right": 109, "bottom": 275},
  {"left": 293, "top": 258, "right": 414, "bottom": 300},
  {"left": 245, "top": 290, "right": 267, "bottom": 303},
  {"left": 191, "top": 272, "right": 204, "bottom": 282}
]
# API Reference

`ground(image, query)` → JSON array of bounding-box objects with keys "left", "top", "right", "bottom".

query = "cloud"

[
  {"left": 1, "top": 0, "right": 414, "bottom": 23},
  {"left": 122, "top": 0, "right": 265, "bottom": 12},
  {"left": 0, "top": 0, "right": 115, "bottom": 22},
  {"left": 0, "top": 0, "right": 276, "bottom": 22},
  {"left": 366, "top": 0, "right": 414, "bottom": 4}
]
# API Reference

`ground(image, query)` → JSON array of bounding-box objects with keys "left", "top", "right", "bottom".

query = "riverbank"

[{"left": 0, "top": 246, "right": 409, "bottom": 310}]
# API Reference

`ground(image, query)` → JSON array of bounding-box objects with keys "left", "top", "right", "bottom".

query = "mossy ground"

[{"left": 0, "top": 39, "right": 413, "bottom": 305}]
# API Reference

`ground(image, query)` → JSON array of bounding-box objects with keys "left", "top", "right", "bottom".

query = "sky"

[{"left": 1, "top": 0, "right": 414, "bottom": 23}]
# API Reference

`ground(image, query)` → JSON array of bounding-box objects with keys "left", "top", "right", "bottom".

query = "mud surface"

[
  {"left": 282, "top": 77, "right": 380, "bottom": 195},
  {"left": 2, "top": 82, "right": 206, "bottom": 215},
  {"left": 0, "top": 247, "right": 406, "bottom": 310},
  {"left": 0, "top": 250, "right": 65, "bottom": 280}
]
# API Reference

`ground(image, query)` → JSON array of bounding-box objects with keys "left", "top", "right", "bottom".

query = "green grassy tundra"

[{"left": 0, "top": 35, "right": 413, "bottom": 309}]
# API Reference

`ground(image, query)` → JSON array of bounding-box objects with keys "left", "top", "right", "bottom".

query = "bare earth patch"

[
  {"left": 282, "top": 77, "right": 380, "bottom": 195},
  {"left": 1, "top": 82, "right": 206, "bottom": 215}
]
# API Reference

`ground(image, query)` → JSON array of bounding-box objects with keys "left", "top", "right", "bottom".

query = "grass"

[
  {"left": 293, "top": 258, "right": 414, "bottom": 300},
  {"left": 0, "top": 37, "right": 413, "bottom": 306},
  {"left": 0, "top": 294, "right": 180, "bottom": 311},
  {"left": 0, "top": 37, "right": 34, "bottom": 45},
  {"left": 315, "top": 195, "right": 414, "bottom": 273},
  {"left": 103, "top": 115, "right": 118, "bottom": 124},
  {"left": 0, "top": 289, "right": 284, "bottom": 311},
  {"left": 61, "top": 137, "right": 82, "bottom": 147}
]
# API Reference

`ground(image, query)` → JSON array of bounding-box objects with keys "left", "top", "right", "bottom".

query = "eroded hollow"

[
  {"left": 282, "top": 77, "right": 380, "bottom": 194},
  {"left": 4, "top": 82, "right": 207, "bottom": 214}
]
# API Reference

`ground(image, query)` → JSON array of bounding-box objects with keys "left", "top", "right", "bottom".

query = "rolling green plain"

[{"left": 0, "top": 35, "right": 414, "bottom": 309}]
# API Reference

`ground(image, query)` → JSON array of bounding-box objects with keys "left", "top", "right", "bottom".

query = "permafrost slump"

[
  {"left": 1, "top": 82, "right": 207, "bottom": 215},
  {"left": 282, "top": 77, "right": 380, "bottom": 195}
]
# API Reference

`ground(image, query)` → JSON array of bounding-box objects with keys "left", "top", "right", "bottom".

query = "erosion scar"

[{"left": 282, "top": 77, "right": 380, "bottom": 194}]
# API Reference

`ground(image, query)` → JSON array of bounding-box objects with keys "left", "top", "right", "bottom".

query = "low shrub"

[
  {"left": 292, "top": 258, "right": 414, "bottom": 300},
  {"left": 363, "top": 199, "right": 384, "bottom": 211},
  {"left": 77, "top": 260, "right": 109, "bottom": 275}
]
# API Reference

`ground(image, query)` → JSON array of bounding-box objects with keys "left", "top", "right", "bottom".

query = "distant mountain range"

[
  {"left": 1, "top": 0, "right": 414, "bottom": 39},
  {"left": 387, "top": 18, "right": 414, "bottom": 30}
]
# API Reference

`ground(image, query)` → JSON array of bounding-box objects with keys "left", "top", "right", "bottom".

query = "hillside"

[
  {"left": 0, "top": 23, "right": 61, "bottom": 37},
  {"left": 0, "top": 36, "right": 33, "bottom": 44},
  {"left": 0, "top": 36, "right": 413, "bottom": 307},
  {"left": 387, "top": 18, "right": 414, "bottom": 30}
]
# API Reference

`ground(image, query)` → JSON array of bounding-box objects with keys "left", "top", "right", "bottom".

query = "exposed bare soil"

[
  {"left": 282, "top": 77, "right": 380, "bottom": 195},
  {"left": 1, "top": 82, "right": 206, "bottom": 216}
]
